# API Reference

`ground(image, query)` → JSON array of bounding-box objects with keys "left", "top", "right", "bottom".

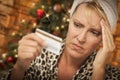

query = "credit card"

[{"left": 35, "top": 28, "right": 63, "bottom": 55}]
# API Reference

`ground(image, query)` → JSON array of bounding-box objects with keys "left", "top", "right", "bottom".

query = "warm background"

[{"left": 0, "top": 0, "right": 120, "bottom": 75}]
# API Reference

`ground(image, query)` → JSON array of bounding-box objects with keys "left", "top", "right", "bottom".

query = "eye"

[
  {"left": 90, "top": 30, "right": 101, "bottom": 36},
  {"left": 74, "top": 22, "right": 83, "bottom": 28}
]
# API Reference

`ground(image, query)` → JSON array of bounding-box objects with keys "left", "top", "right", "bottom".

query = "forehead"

[
  {"left": 73, "top": 3, "right": 101, "bottom": 29},
  {"left": 75, "top": 3, "right": 101, "bottom": 18}
]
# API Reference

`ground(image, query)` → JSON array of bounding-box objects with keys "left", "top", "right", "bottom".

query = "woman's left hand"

[{"left": 93, "top": 19, "right": 115, "bottom": 68}]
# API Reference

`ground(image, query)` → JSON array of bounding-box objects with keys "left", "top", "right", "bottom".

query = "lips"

[{"left": 71, "top": 43, "right": 84, "bottom": 51}]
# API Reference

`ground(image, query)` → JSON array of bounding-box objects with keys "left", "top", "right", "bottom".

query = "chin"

[{"left": 66, "top": 45, "right": 85, "bottom": 59}]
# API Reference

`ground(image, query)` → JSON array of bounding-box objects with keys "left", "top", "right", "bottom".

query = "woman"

[{"left": 5, "top": 0, "right": 120, "bottom": 80}]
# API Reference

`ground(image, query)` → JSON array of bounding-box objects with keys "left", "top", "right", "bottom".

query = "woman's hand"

[
  {"left": 93, "top": 19, "right": 115, "bottom": 68},
  {"left": 15, "top": 33, "right": 46, "bottom": 70},
  {"left": 91, "top": 19, "right": 115, "bottom": 80}
]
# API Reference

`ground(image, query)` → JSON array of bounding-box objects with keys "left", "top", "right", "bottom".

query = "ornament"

[
  {"left": 7, "top": 56, "right": 14, "bottom": 63},
  {"left": 53, "top": 3, "right": 62, "bottom": 13},
  {"left": 0, "top": 63, "right": 5, "bottom": 69},
  {"left": 36, "top": 9, "right": 45, "bottom": 19},
  {"left": 52, "top": 31, "right": 59, "bottom": 36}
]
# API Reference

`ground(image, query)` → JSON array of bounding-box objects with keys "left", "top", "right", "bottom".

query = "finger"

[
  {"left": 100, "top": 19, "right": 115, "bottom": 52},
  {"left": 18, "top": 45, "right": 41, "bottom": 57},
  {"left": 103, "top": 26, "right": 112, "bottom": 51},
  {"left": 103, "top": 23, "right": 115, "bottom": 50},
  {"left": 19, "top": 39, "right": 40, "bottom": 48},
  {"left": 101, "top": 19, "right": 108, "bottom": 49},
  {"left": 22, "top": 33, "right": 47, "bottom": 47},
  {"left": 19, "top": 39, "right": 41, "bottom": 55},
  {"left": 18, "top": 48, "right": 36, "bottom": 60},
  {"left": 104, "top": 27, "right": 115, "bottom": 51},
  {"left": 101, "top": 19, "right": 115, "bottom": 48},
  {"left": 101, "top": 20, "right": 112, "bottom": 53}
]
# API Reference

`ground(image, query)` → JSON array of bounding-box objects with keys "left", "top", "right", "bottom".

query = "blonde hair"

[{"left": 72, "top": 1, "right": 110, "bottom": 27}]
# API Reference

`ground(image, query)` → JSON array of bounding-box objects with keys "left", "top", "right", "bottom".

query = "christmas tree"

[
  {"left": 0, "top": 0, "right": 73, "bottom": 77},
  {"left": 30, "top": 0, "right": 73, "bottom": 38}
]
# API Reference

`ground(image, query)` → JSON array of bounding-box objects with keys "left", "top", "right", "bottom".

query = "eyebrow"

[
  {"left": 90, "top": 25, "right": 101, "bottom": 32},
  {"left": 74, "top": 18, "right": 85, "bottom": 27},
  {"left": 74, "top": 18, "right": 101, "bottom": 31},
  {"left": 90, "top": 22, "right": 101, "bottom": 30}
]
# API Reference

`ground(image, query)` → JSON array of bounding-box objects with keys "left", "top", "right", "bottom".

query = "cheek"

[
  {"left": 86, "top": 36, "right": 102, "bottom": 51},
  {"left": 66, "top": 26, "right": 77, "bottom": 41}
]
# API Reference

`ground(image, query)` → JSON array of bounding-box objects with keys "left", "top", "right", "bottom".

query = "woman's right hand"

[{"left": 14, "top": 33, "right": 46, "bottom": 70}]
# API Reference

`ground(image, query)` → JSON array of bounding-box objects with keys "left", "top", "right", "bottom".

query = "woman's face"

[{"left": 65, "top": 4, "right": 102, "bottom": 59}]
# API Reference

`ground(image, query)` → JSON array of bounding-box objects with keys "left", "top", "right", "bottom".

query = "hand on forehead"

[{"left": 70, "top": 0, "right": 118, "bottom": 30}]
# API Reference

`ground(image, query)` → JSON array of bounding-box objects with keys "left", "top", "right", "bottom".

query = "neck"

[{"left": 60, "top": 50, "right": 86, "bottom": 69}]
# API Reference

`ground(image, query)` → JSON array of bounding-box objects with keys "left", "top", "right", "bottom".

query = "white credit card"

[{"left": 35, "top": 28, "right": 63, "bottom": 55}]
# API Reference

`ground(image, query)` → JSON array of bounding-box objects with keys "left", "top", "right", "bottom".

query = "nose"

[{"left": 76, "top": 30, "right": 86, "bottom": 43}]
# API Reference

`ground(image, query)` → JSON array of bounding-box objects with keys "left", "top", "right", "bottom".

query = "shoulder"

[{"left": 105, "top": 64, "right": 120, "bottom": 80}]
